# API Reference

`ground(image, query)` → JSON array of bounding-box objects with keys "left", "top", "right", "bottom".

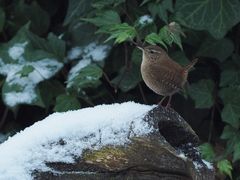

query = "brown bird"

[{"left": 138, "top": 45, "right": 197, "bottom": 107}]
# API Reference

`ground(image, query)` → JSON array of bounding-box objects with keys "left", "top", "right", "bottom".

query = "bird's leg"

[
  {"left": 166, "top": 95, "right": 172, "bottom": 108},
  {"left": 158, "top": 96, "right": 167, "bottom": 105}
]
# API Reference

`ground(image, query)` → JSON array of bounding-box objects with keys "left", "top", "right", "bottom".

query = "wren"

[{"left": 138, "top": 45, "right": 197, "bottom": 107}]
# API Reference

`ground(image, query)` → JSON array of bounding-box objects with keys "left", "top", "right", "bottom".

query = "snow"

[
  {"left": 193, "top": 159, "right": 213, "bottom": 171},
  {"left": 202, "top": 159, "right": 214, "bottom": 170},
  {"left": 177, "top": 153, "right": 187, "bottom": 161},
  {"left": 67, "top": 42, "right": 110, "bottom": 61},
  {"left": 139, "top": 15, "right": 153, "bottom": 25},
  {"left": 0, "top": 102, "right": 154, "bottom": 180},
  {"left": 67, "top": 59, "right": 91, "bottom": 87},
  {"left": 0, "top": 58, "right": 63, "bottom": 107},
  {"left": 67, "top": 47, "right": 82, "bottom": 60},
  {"left": 8, "top": 42, "right": 28, "bottom": 61}
]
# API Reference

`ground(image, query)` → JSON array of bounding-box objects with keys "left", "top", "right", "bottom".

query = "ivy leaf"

[
  {"left": 17, "top": 65, "right": 34, "bottom": 77},
  {"left": 188, "top": 79, "right": 214, "bottom": 108},
  {"left": 175, "top": 0, "right": 240, "bottom": 39},
  {"left": 219, "top": 86, "right": 240, "bottom": 128},
  {"left": 67, "top": 63, "right": 102, "bottom": 90},
  {"left": 54, "top": 94, "right": 81, "bottom": 112},
  {"left": 217, "top": 159, "right": 233, "bottom": 179},
  {"left": 148, "top": 0, "right": 173, "bottom": 23},
  {"left": 197, "top": 38, "right": 234, "bottom": 62},
  {"left": 221, "top": 104, "right": 240, "bottom": 129},
  {"left": 199, "top": 143, "right": 215, "bottom": 162},
  {"left": 64, "top": 0, "right": 92, "bottom": 25},
  {"left": 38, "top": 80, "right": 65, "bottom": 108},
  {"left": 26, "top": 31, "right": 66, "bottom": 60},
  {"left": 221, "top": 125, "right": 238, "bottom": 140},
  {"left": 12, "top": 1, "right": 50, "bottom": 35},
  {"left": 220, "top": 69, "right": 240, "bottom": 87}
]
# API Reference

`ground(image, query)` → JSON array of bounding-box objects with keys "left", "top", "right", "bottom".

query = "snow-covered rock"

[{"left": 0, "top": 102, "right": 214, "bottom": 180}]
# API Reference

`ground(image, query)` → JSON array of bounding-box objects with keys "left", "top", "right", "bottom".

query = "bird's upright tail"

[{"left": 184, "top": 58, "right": 198, "bottom": 72}]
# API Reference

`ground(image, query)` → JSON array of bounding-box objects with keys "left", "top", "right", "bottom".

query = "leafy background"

[{"left": 0, "top": 0, "right": 240, "bottom": 179}]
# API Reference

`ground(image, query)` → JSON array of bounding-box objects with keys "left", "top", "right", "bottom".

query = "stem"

[
  {"left": 208, "top": 105, "right": 215, "bottom": 142},
  {"left": 138, "top": 83, "right": 148, "bottom": 104},
  {"left": 0, "top": 108, "right": 9, "bottom": 130}
]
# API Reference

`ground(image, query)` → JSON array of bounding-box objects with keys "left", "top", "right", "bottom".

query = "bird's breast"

[{"left": 141, "top": 61, "right": 184, "bottom": 96}]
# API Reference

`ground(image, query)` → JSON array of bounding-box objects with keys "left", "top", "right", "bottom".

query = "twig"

[
  {"left": 208, "top": 105, "right": 215, "bottom": 142},
  {"left": 0, "top": 108, "right": 9, "bottom": 129},
  {"left": 114, "top": 43, "right": 132, "bottom": 92},
  {"left": 138, "top": 83, "right": 148, "bottom": 104}
]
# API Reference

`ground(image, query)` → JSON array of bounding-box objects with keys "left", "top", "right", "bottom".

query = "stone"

[{"left": 34, "top": 105, "right": 214, "bottom": 180}]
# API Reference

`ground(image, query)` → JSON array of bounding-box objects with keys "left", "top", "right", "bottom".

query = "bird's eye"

[{"left": 149, "top": 50, "right": 154, "bottom": 54}]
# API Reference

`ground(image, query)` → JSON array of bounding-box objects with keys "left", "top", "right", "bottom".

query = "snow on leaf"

[
  {"left": 139, "top": 15, "right": 153, "bottom": 25},
  {"left": 8, "top": 41, "right": 28, "bottom": 61},
  {"left": 0, "top": 25, "right": 64, "bottom": 107}
]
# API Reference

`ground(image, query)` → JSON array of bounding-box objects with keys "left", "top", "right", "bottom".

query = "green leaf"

[
  {"left": 217, "top": 159, "right": 233, "bottom": 179},
  {"left": 83, "top": 10, "right": 121, "bottom": 29},
  {"left": 159, "top": 23, "right": 183, "bottom": 50},
  {"left": 67, "top": 63, "right": 103, "bottom": 90},
  {"left": 64, "top": 0, "right": 92, "bottom": 25},
  {"left": 105, "top": 23, "right": 137, "bottom": 43},
  {"left": 197, "top": 38, "right": 234, "bottom": 62},
  {"left": 188, "top": 79, "right": 214, "bottom": 108},
  {"left": 27, "top": 31, "right": 66, "bottom": 60},
  {"left": 221, "top": 125, "right": 238, "bottom": 140},
  {"left": 219, "top": 86, "right": 240, "bottom": 128},
  {"left": 17, "top": 65, "right": 34, "bottom": 77},
  {"left": 199, "top": 143, "right": 215, "bottom": 162},
  {"left": 221, "top": 104, "right": 240, "bottom": 129},
  {"left": 0, "top": 8, "right": 5, "bottom": 32},
  {"left": 148, "top": 0, "right": 173, "bottom": 23},
  {"left": 175, "top": 0, "right": 240, "bottom": 39},
  {"left": 12, "top": 1, "right": 50, "bottom": 35},
  {"left": 219, "top": 86, "right": 240, "bottom": 105},
  {"left": 145, "top": 33, "right": 167, "bottom": 49},
  {"left": 54, "top": 94, "right": 81, "bottom": 112},
  {"left": 38, "top": 80, "right": 65, "bottom": 108},
  {"left": 220, "top": 69, "right": 240, "bottom": 87},
  {"left": 233, "top": 142, "right": 240, "bottom": 162}
]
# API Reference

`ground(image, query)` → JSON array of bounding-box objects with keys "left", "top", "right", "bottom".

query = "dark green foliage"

[{"left": 0, "top": 0, "right": 239, "bottom": 178}]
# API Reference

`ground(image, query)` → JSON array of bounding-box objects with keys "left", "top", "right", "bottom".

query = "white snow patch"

[
  {"left": 202, "top": 159, "right": 214, "bottom": 170},
  {"left": 67, "top": 47, "right": 82, "bottom": 60},
  {"left": 139, "top": 15, "right": 153, "bottom": 25},
  {"left": 67, "top": 42, "right": 110, "bottom": 62},
  {"left": 8, "top": 42, "right": 28, "bottom": 61},
  {"left": 177, "top": 153, "right": 187, "bottom": 161},
  {"left": 193, "top": 161, "right": 203, "bottom": 171},
  {"left": 0, "top": 102, "right": 155, "bottom": 180}
]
